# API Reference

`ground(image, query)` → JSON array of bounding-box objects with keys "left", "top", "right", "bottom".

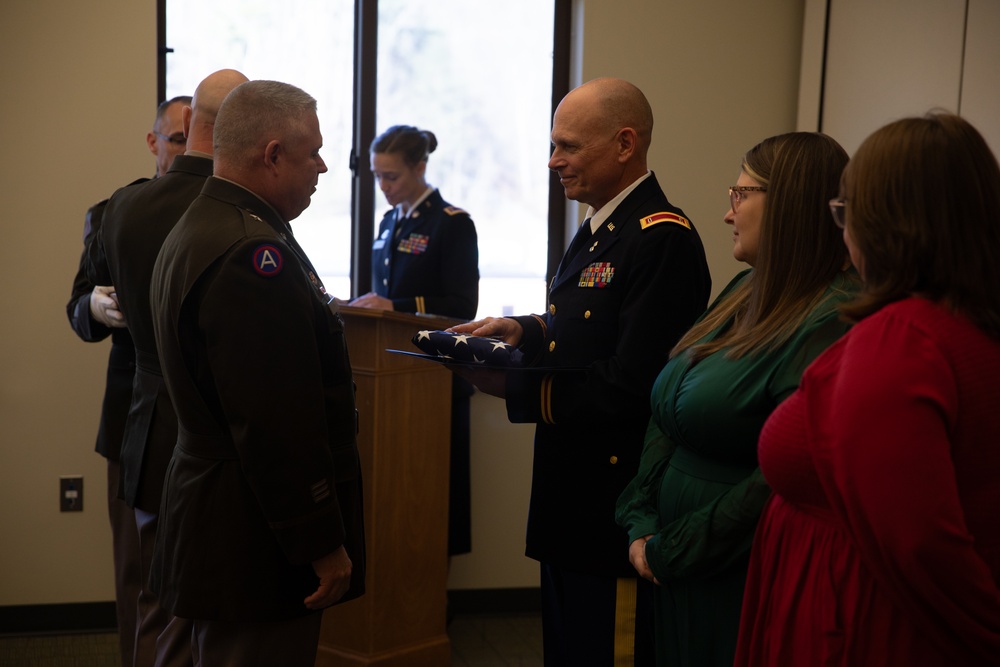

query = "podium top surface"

[
  {"left": 337, "top": 305, "right": 464, "bottom": 330},
  {"left": 337, "top": 306, "right": 465, "bottom": 374}
]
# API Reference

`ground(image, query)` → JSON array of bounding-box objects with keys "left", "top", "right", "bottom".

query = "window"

[
  {"left": 165, "top": 0, "right": 355, "bottom": 296},
  {"left": 165, "top": 0, "right": 561, "bottom": 318}
]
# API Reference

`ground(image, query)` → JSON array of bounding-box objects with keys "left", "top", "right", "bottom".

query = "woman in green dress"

[{"left": 615, "top": 132, "right": 856, "bottom": 666}]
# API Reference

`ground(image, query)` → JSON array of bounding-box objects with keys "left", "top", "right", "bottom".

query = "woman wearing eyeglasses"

[
  {"left": 615, "top": 132, "right": 856, "bottom": 666},
  {"left": 735, "top": 115, "right": 1000, "bottom": 665}
]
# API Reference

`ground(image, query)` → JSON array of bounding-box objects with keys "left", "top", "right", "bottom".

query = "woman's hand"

[{"left": 629, "top": 535, "right": 659, "bottom": 584}]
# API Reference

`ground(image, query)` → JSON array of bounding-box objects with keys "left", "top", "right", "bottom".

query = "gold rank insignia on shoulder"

[
  {"left": 640, "top": 211, "right": 691, "bottom": 230},
  {"left": 444, "top": 206, "right": 467, "bottom": 216}
]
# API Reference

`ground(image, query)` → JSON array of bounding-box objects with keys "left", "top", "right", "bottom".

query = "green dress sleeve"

[
  {"left": 644, "top": 467, "right": 772, "bottom": 580},
  {"left": 615, "top": 418, "right": 676, "bottom": 543},
  {"left": 643, "top": 301, "right": 854, "bottom": 582},
  {"left": 614, "top": 270, "right": 759, "bottom": 546}
]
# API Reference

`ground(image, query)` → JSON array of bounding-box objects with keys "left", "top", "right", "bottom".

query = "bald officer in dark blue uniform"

[{"left": 450, "top": 78, "right": 711, "bottom": 666}]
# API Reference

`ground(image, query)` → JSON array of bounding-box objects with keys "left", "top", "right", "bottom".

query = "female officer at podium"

[{"left": 351, "top": 124, "right": 479, "bottom": 557}]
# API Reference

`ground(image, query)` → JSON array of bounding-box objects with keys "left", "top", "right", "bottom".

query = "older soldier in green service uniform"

[{"left": 150, "top": 80, "right": 365, "bottom": 665}]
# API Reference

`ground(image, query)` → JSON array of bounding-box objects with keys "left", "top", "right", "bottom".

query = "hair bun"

[{"left": 422, "top": 130, "right": 438, "bottom": 155}]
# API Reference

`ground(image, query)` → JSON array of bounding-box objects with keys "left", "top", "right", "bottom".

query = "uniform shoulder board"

[
  {"left": 640, "top": 211, "right": 691, "bottom": 231},
  {"left": 444, "top": 206, "right": 467, "bottom": 216}
]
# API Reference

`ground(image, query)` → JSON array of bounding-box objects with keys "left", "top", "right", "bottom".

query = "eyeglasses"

[
  {"left": 729, "top": 185, "right": 767, "bottom": 213},
  {"left": 154, "top": 131, "right": 186, "bottom": 146},
  {"left": 829, "top": 197, "right": 847, "bottom": 228}
]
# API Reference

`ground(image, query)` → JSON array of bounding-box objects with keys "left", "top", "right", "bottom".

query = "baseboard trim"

[
  {"left": 447, "top": 587, "right": 541, "bottom": 615},
  {"left": 0, "top": 601, "right": 117, "bottom": 636}
]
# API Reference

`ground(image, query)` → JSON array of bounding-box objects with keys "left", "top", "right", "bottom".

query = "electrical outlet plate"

[{"left": 60, "top": 476, "right": 83, "bottom": 512}]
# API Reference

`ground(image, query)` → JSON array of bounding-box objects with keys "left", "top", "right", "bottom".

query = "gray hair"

[{"left": 214, "top": 80, "right": 317, "bottom": 164}]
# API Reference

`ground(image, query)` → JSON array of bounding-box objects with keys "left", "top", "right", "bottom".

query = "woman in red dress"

[{"left": 735, "top": 113, "right": 1000, "bottom": 665}]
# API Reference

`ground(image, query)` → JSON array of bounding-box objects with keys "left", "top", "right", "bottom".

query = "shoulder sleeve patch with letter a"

[{"left": 252, "top": 244, "right": 284, "bottom": 277}]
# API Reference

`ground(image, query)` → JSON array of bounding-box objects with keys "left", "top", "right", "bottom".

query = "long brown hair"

[
  {"left": 839, "top": 113, "right": 1000, "bottom": 339},
  {"left": 673, "top": 132, "right": 851, "bottom": 361}
]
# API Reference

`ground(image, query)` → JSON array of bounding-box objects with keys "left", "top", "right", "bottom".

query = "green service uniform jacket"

[{"left": 150, "top": 177, "right": 365, "bottom": 621}]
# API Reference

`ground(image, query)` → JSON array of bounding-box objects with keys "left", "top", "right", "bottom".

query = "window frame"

[{"left": 157, "top": 0, "right": 571, "bottom": 297}]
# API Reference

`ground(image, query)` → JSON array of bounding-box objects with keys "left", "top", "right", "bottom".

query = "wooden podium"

[{"left": 316, "top": 306, "right": 458, "bottom": 666}]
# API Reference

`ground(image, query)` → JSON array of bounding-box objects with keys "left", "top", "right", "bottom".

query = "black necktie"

[
  {"left": 393, "top": 208, "right": 407, "bottom": 239},
  {"left": 565, "top": 217, "right": 593, "bottom": 261}
]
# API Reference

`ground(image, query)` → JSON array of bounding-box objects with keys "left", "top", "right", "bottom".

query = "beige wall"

[
  {"left": 0, "top": 0, "right": 157, "bottom": 605},
  {"left": 574, "top": 1, "right": 805, "bottom": 288},
  {"left": 813, "top": 0, "right": 1000, "bottom": 157},
  {"left": 0, "top": 0, "right": 805, "bottom": 605}
]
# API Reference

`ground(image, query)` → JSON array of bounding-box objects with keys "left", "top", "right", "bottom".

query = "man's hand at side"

[{"left": 305, "top": 545, "right": 352, "bottom": 610}]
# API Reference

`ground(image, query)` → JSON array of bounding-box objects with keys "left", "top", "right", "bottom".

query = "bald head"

[
  {"left": 564, "top": 78, "right": 653, "bottom": 154},
  {"left": 548, "top": 78, "right": 654, "bottom": 210},
  {"left": 184, "top": 69, "right": 249, "bottom": 154}
]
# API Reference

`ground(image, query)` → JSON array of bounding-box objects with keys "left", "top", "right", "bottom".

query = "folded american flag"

[{"left": 412, "top": 330, "right": 525, "bottom": 367}]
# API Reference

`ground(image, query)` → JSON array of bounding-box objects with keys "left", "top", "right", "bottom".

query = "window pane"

[
  {"left": 166, "top": 0, "right": 355, "bottom": 297},
  {"left": 376, "top": 1, "right": 553, "bottom": 318},
  {"left": 166, "top": 0, "right": 553, "bottom": 316}
]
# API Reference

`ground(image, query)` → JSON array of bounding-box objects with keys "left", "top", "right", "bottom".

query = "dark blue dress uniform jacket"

[
  {"left": 86, "top": 155, "right": 213, "bottom": 511},
  {"left": 506, "top": 173, "right": 712, "bottom": 578},
  {"left": 150, "top": 177, "right": 365, "bottom": 621},
  {"left": 372, "top": 189, "right": 479, "bottom": 320}
]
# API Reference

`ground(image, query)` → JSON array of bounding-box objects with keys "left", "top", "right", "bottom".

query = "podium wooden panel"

[{"left": 316, "top": 307, "right": 458, "bottom": 667}]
